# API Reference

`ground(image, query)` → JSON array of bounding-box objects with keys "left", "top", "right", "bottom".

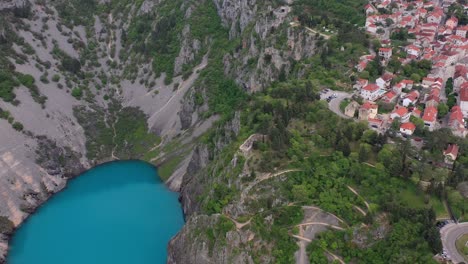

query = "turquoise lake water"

[{"left": 7, "top": 160, "right": 184, "bottom": 264}]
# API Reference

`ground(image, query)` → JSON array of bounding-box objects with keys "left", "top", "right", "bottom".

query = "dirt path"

[
  {"left": 325, "top": 249, "right": 346, "bottom": 264},
  {"left": 225, "top": 215, "right": 252, "bottom": 230},
  {"left": 107, "top": 13, "right": 114, "bottom": 62},
  {"left": 347, "top": 185, "right": 370, "bottom": 210},
  {"left": 147, "top": 55, "right": 208, "bottom": 124},
  {"left": 304, "top": 26, "right": 331, "bottom": 40},
  {"left": 296, "top": 222, "right": 345, "bottom": 230},
  {"left": 240, "top": 169, "right": 302, "bottom": 204},
  {"left": 353, "top": 205, "right": 366, "bottom": 216},
  {"left": 301, "top": 206, "right": 348, "bottom": 226}
]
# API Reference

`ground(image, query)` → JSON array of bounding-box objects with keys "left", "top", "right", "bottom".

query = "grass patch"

[
  {"left": 456, "top": 234, "right": 468, "bottom": 262},
  {"left": 158, "top": 155, "right": 185, "bottom": 181},
  {"left": 339, "top": 98, "right": 351, "bottom": 113}
]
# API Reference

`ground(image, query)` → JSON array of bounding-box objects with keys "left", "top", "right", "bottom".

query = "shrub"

[
  {"left": 52, "top": 74, "right": 60, "bottom": 82},
  {"left": 12, "top": 122, "right": 24, "bottom": 131},
  {"left": 71, "top": 88, "right": 83, "bottom": 99}
]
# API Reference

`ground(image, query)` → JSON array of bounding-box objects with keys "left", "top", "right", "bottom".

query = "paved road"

[
  {"left": 320, "top": 91, "right": 353, "bottom": 119},
  {"left": 440, "top": 222, "right": 468, "bottom": 263}
]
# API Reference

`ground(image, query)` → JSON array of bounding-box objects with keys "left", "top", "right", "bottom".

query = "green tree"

[
  {"left": 358, "top": 143, "right": 371, "bottom": 162},
  {"left": 437, "top": 103, "right": 449, "bottom": 118}
]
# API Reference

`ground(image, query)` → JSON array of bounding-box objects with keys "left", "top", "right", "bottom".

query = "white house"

[
  {"left": 391, "top": 107, "right": 410, "bottom": 123},
  {"left": 361, "top": 84, "right": 381, "bottom": 101},
  {"left": 378, "top": 47, "right": 392, "bottom": 60},
  {"left": 400, "top": 122, "right": 416, "bottom": 136},
  {"left": 402, "top": 91, "right": 420, "bottom": 107},
  {"left": 456, "top": 25, "right": 468, "bottom": 38}
]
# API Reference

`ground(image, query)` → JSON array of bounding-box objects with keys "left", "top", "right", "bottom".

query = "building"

[
  {"left": 368, "top": 118, "right": 384, "bottom": 131},
  {"left": 364, "top": 3, "right": 378, "bottom": 15},
  {"left": 391, "top": 107, "right": 410, "bottom": 123},
  {"left": 454, "top": 65, "right": 468, "bottom": 92},
  {"left": 359, "top": 102, "right": 378, "bottom": 121},
  {"left": 379, "top": 47, "right": 392, "bottom": 60},
  {"left": 427, "top": 10, "right": 443, "bottom": 24},
  {"left": 460, "top": 86, "right": 468, "bottom": 117},
  {"left": 361, "top": 84, "right": 381, "bottom": 101},
  {"left": 402, "top": 90, "right": 420, "bottom": 107},
  {"left": 345, "top": 101, "right": 360, "bottom": 118},
  {"left": 376, "top": 73, "right": 393, "bottom": 89},
  {"left": 356, "top": 60, "right": 368, "bottom": 72},
  {"left": 445, "top": 17, "right": 459, "bottom": 30},
  {"left": 382, "top": 91, "right": 397, "bottom": 103},
  {"left": 448, "top": 106, "right": 467, "bottom": 137},
  {"left": 400, "top": 122, "right": 416, "bottom": 136},
  {"left": 422, "top": 106, "right": 438, "bottom": 131},
  {"left": 456, "top": 25, "right": 468, "bottom": 38},
  {"left": 406, "top": 44, "right": 421, "bottom": 57},
  {"left": 443, "top": 144, "right": 459, "bottom": 166},
  {"left": 425, "top": 88, "right": 440, "bottom": 108}
]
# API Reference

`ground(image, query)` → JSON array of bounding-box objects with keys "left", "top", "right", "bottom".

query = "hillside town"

[{"left": 346, "top": 0, "right": 468, "bottom": 143}]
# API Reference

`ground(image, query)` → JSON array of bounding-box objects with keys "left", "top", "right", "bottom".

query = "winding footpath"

[{"left": 440, "top": 222, "right": 468, "bottom": 263}]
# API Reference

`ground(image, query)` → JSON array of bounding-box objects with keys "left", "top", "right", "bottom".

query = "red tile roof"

[
  {"left": 460, "top": 86, "right": 468, "bottom": 102},
  {"left": 400, "top": 122, "right": 416, "bottom": 131},
  {"left": 363, "top": 84, "right": 380, "bottom": 92},
  {"left": 444, "top": 144, "right": 459, "bottom": 158},
  {"left": 383, "top": 91, "right": 397, "bottom": 101},
  {"left": 393, "top": 107, "right": 409, "bottom": 117},
  {"left": 423, "top": 106, "right": 438, "bottom": 122},
  {"left": 361, "top": 102, "right": 378, "bottom": 110},
  {"left": 449, "top": 106, "right": 464, "bottom": 124}
]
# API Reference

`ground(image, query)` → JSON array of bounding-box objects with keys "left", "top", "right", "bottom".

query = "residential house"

[
  {"left": 456, "top": 25, "right": 468, "bottom": 38},
  {"left": 454, "top": 65, "right": 468, "bottom": 92},
  {"left": 400, "top": 122, "right": 416, "bottom": 136},
  {"left": 361, "top": 84, "right": 381, "bottom": 101},
  {"left": 448, "top": 106, "right": 467, "bottom": 137},
  {"left": 445, "top": 17, "right": 458, "bottom": 30},
  {"left": 412, "top": 108, "right": 422, "bottom": 118},
  {"left": 353, "top": 78, "right": 369, "bottom": 90},
  {"left": 376, "top": 73, "right": 393, "bottom": 89},
  {"left": 443, "top": 144, "right": 459, "bottom": 166},
  {"left": 406, "top": 44, "right": 421, "bottom": 58},
  {"left": 356, "top": 60, "right": 368, "bottom": 72},
  {"left": 368, "top": 118, "right": 384, "bottom": 131},
  {"left": 364, "top": 4, "right": 378, "bottom": 15},
  {"left": 426, "top": 9, "right": 443, "bottom": 24},
  {"left": 459, "top": 86, "right": 468, "bottom": 117},
  {"left": 425, "top": 88, "right": 440, "bottom": 108},
  {"left": 367, "top": 24, "right": 378, "bottom": 34},
  {"left": 401, "top": 79, "right": 414, "bottom": 89},
  {"left": 359, "top": 102, "right": 378, "bottom": 121},
  {"left": 402, "top": 90, "right": 420, "bottom": 107},
  {"left": 422, "top": 77, "right": 436, "bottom": 87},
  {"left": 382, "top": 91, "right": 398, "bottom": 103},
  {"left": 379, "top": 47, "right": 392, "bottom": 60},
  {"left": 391, "top": 106, "right": 410, "bottom": 123},
  {"left": 422, "top": 106, "right": 438, "bottom": 131}
]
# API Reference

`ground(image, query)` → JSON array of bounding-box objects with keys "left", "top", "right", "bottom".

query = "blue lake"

[{"left": 7, "top": 160, "right": 184, "bottom": 264}]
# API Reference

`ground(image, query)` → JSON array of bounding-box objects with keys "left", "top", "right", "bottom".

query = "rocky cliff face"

[
  {"left": 167, "top": 214, "right": 255, "bottom": 264},
  {"left": 0, "top": 0, "right": 318, "bottom": 262},
  {"left": 214, "top": 0, "right": 317, "bottom": 91}
]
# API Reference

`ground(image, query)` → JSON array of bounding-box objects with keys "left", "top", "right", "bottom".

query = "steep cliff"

[{"left": 0, "top": 0, "right": 319, "bottom": 262}]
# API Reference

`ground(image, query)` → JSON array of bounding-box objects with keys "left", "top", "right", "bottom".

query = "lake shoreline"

[{"left": 3, "top": 159, "right": 184, "bottom": 264}]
